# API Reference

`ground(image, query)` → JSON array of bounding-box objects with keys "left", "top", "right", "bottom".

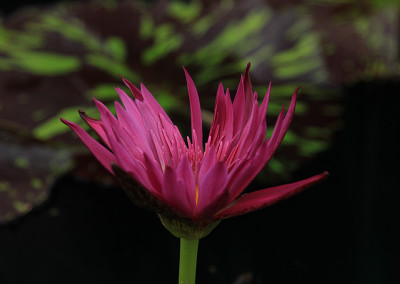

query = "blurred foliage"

[{"left": 0, "top": 0, "right": 398, "bottom": 223}]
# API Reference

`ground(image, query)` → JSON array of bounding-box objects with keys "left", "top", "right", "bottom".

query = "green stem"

[{"left": 179, "top": 238, "right": 199, "bottom": 284}]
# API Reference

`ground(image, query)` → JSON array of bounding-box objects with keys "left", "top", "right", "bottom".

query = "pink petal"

[
  {"left": 60, "top": 118, "right": 115, "bottom": 173},
  {"left": 143, "top": 154, "right": 163, "bottom": 193},
  {"left": 158, "top": 114, "right": 187, "bottom": 166},
  {"left": 162, "top": 166, "right": 193, "bottom": 217},
  {"left": 107, "top": 132, "right": 132, "bottom": 171},
  {"left": 222, "top": 87, "right": 234, "bottom": 141},
  {"left": 258, "top": 82, "right": 271, "bottom": 123},
  {"left": 93, "top": 98, "right": 119, "bottom": 143},
  {"left": 148, "top": 129, "right": 166, "bottom": 170},
  {"left": 267, "top": 106, "right": 285, "bottom": 148},
  {"left": 94, "top": 103, "right": 148, "bottom": 172},
  {"left": 225, "top": 145, "right": 269, "bottom": 203},
  {"left": 242, "top": 63, "right": 254, "bottom": 123},
  {"left": 114, "top": 102, "right": 149, "bottom": 153},
  {"left": 209, "top": 83, "right": 233, "bottom": 144},
  {"left": 232, "top": 76, "right": 245, "bottom": 133},
  {"left": 120, "top": 77, "right": 173, "bottom": 125},
  {"left": 235, "top": 100, "right": 260, "bottom": 158},
  {"left": 198, "top": 146, "right": 216, "bottom": 180},
  {"left": 115, "top": 87, "right": 145, "bottom": 128},
  {"left": 243, "top": 62, "right": 253, "bottom": 97},
  {"left": 208, "top": 85, "right": 221, "bottom": 144},
  {"left": 183, "top": 67, "right": 203, "bottom": 151},
  {"left": 247, "top": 121, "right": 267, "bottom": 158},
  {"left": 107, "top": 133, "right": 151, "bottom": 190},
  {"left": 176, "top": 156, "right": 197, "bottom": 209},
  {"left": 140, "top": 83, "right": 173, "bottom": 124},
  {"left": 267, "top": 88, "right": 298, "bottom": 153},
  {"left": 79, "top": 110, "right": 111, "bottom": 148},
  {"left": 197, "top": 162, "right": 229, "bottom": 218},
  {"left": 215, "top": 172, "right": 329, "bottom": 219},
  {"left": 121, "top": 75, "right": 143, "bottom": 100}
]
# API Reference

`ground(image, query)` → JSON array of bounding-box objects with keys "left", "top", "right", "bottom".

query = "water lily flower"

[{"left": 61, "top": 63, "right": 327, "bottom": 284}]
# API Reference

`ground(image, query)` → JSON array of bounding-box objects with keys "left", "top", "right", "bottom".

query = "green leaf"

[
  {"left": 9, "top": 51, "right": 81, "bottom": 75},
  {"left": 139, "top": 15, "right": 154, "bottom": 39},
  {"left": 167, "top": 1, "right": 202, "bottom": 23},
  {"left": 105, "top": 37, "right": 127, "bottom": 61},
  {"left": 88, "top": 84, "right": 119, "bottom": 100},
  {"left": 142, "top": 24, "right": 183, "bottom": 64},
  {"left": 86, "top": 53, "right": 140, "bottom": 81},
  {"left": 33, "top": 106, "right": 96, "bottom": 140}
]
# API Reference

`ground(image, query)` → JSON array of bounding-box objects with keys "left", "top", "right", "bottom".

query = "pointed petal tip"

[
  {"left": 60, "top": 117, "right": 80, "bottom": 127},
  {"left": 289, "top": 87, "right": 300, "bottom": 106},
  {"left": 183, "top": 65, "right": 203, "bottom": 149},
  {"left": 215, "top": 171, "right": 329, "bottom": 220},
  {"left": 78, "top": 109, "right": 88, "bottom": 116},
  {"left": 93, "top": 97, "right": 102, "bottom": 107},
  {"left": 60, "top": 117, "right": 69, "bottom": 124},
  {"left": 321, "top": 171, "right": 329, "bottom": 179},
  {"left": 119, "top": 74, "right": 130, "bottom": 85},
  {"left": 78, "top": 110, "right": 86, "bottom": 120},
  {"left": 245, "top": 62, "right": 251, "bottom": 71},
  {"left": 182, "top": 66, "right": 192, "bottom": 79},
  {"left": 121, "top": 76, "right": 143, "bottom": 101},
  {"left": 60, "top": 117, "right": 78, "bottom": 129},
  {"left": 294, "top": 86, "right": 301, "bottom": 96},
  {"left": 79, "top": 110, "right": 101, "bottom": 123}
]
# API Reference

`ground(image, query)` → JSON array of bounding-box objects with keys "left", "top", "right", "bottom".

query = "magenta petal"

[
  {"left": 232, "top": 76, "right": 245, "bottom": 133},
  {"left": 225, "top": 146, "right": 268, "bottom": 203},
  {"left": 115, "top": 102, "right": 145, "bottom": 145},
  {"left": 183, "top": 67, "right": 203, "bottom": 150},
  {"left": 215, "top": 172, "right": 329, "bottom": 219},
  {"left": 93, "top": 99, "right": 119, "bottom": 138},
  {"left": 258, "top": 82, "right": 271, "bottom": 122},
  {"left": 197, "top": 162, "right": 229, "bottom": 217},
  {"left": 267, "top": 88, "right": 298, "bottom": 153},
  {"left": 242, "top": 63, "right": 254, "bottom": 123},
  {"left": 79, "top": 110, "right": 111, "bottom": 148},
  {"left": 243, "top": 63, "right": 252, "bottom": 95},
  {"left": 61, "top": 118, "right": 115, "bottom": 173},
  {"left": 115, "top": 87, "right": 145, "bottom": 126},
  {"left": 121, "top": 76, "right": 143, "bottom": 100},
  {"left": 162, "top": 167, "right": 192, "bottom": 217},
  {"left": 176, "top": 156, "right": 197, "bottom": 208},
  {"left": 209, "top": 83, "right": 233, "bottom": 143},
  {"left": 198, "top": 146, "right": 216, "bottom": 180},
  {"left": 140, "top": 83, "right": 173, "bottom": 124},
  {"left": 143, "top": 154, "right": 163, "bottom": 193},
  {"left": 106, "top": 133, "right": 151, "bottom": 190}
]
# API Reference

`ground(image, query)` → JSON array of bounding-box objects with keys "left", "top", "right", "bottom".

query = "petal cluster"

[{"left": 61, "top": 63, "right": 327, "bottom": 228}]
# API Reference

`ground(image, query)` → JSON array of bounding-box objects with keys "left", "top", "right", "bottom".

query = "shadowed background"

[{"left": 0, "top": 0, "right": 399, "bottom": 283}]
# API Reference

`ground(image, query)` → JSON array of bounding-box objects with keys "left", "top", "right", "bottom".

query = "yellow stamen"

[{"left": 195, "top": 183, "right": 199, "bottom": 206}]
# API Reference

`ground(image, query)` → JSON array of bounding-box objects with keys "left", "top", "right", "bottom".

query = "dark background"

[{"left": 1, "top": 1, "right": 399, "bottom": 283}]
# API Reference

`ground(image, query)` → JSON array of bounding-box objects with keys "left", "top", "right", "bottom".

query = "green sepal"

[{"left": 159, "top": 214, "right": 220, "bottom": 239}]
